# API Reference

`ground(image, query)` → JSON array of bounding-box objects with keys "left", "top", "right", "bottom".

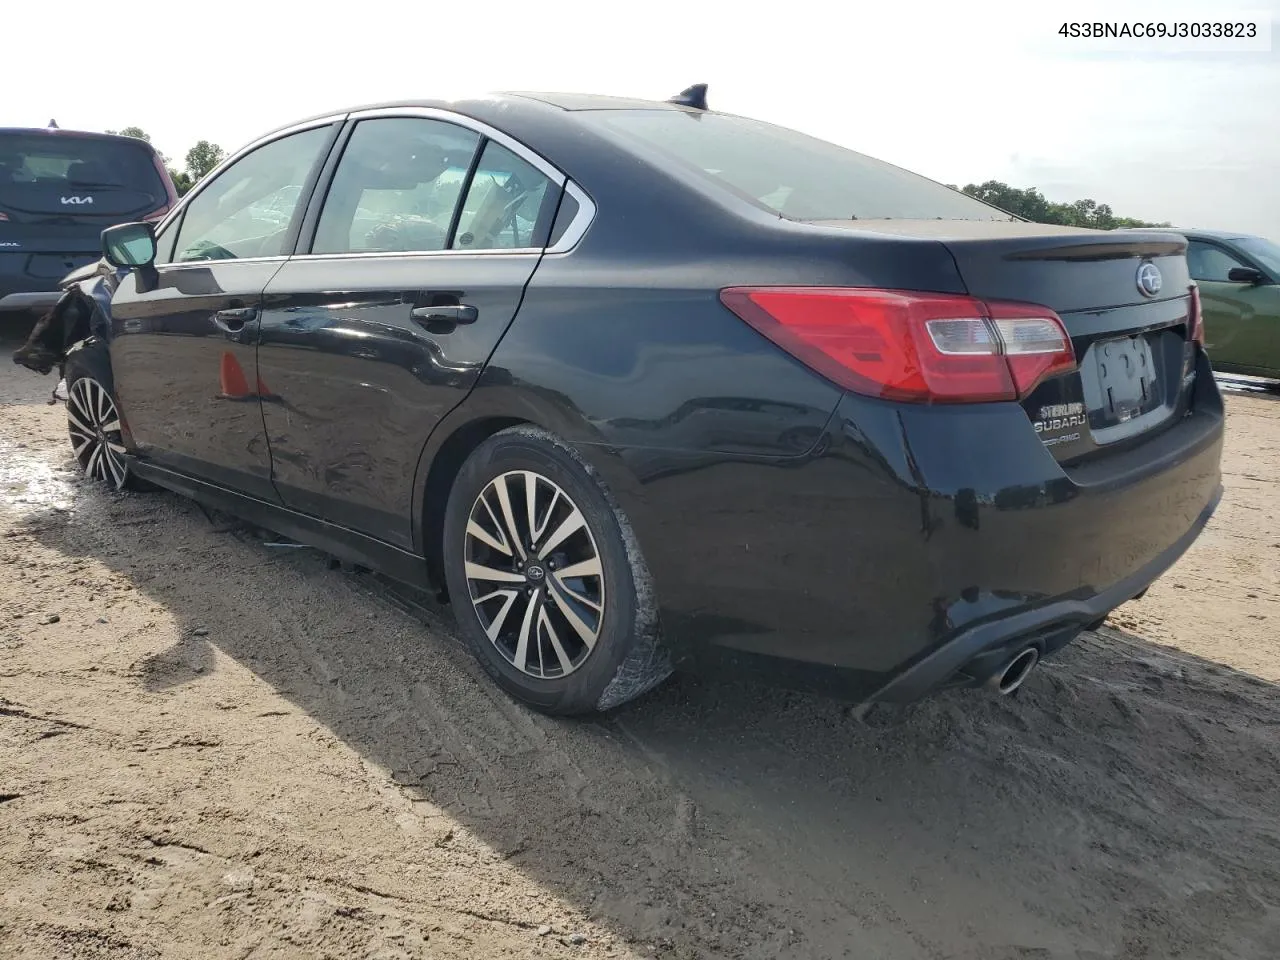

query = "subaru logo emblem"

[{"left": 1136, "top": 262, "right": 1162, "bottom": 298}]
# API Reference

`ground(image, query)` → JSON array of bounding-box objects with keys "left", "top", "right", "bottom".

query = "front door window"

[{"left": 168, "top": 126, "right": 333, "bottom": 263}]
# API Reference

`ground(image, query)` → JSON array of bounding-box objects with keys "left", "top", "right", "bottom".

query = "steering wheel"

[
  {"left": 365, "top": 220, "right": 404, "bottom": 251},
  {"left": 177, "top": 239, "right": 237, "bottom": 263}
]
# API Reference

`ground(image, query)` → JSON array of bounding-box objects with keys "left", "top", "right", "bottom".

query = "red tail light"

[
  {"left": 1188, "top": 285, "right": 1204, "bottom": 346},
  {"left": 720, "top": 287, "right": 1076, "bottom": 404}
]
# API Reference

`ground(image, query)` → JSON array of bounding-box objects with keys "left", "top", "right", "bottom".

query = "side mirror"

[
  {"left": 1227, "top": 266, "right": 1266, "bottom": 285},
  {"left": 102, "top": 221, "right": 157, "bottom": 269}
]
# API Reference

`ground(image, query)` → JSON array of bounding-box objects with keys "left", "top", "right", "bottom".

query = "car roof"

[
  {"left": 0, "top": 126, "right": 165, "bottom": 158},
  {"left": 500, "top": 91, "right": 690, "bottom": 111},
  {"left": 0, "top": 126, "right": 152, "bottom": 142},
  {"left": 254, "top": 91, "right": 691, "bottom": 143},
  {"left": 1168, "top": 227, "right": 1259, "bottom": 242},
  {"left": 296, "top": 91, "right": 681, "bottom": 118}
]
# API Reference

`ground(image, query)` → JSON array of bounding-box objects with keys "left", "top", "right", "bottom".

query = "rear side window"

[
  {"left": 583, "top": 110, "right": 1011, "bottom": 222},
  {"left": 548, "top": 191, "right": 580, "bottom": 246},
  {"left": 0, "top": 133, "right": 166, "bottom": 216}
]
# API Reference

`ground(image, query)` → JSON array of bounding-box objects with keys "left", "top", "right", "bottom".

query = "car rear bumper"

[
  {"left": 868, "top": 483, "right": 1219, "bottom": 702},
  {"left": 589, "top": 351, "right": 1225, "bottom": 703}
]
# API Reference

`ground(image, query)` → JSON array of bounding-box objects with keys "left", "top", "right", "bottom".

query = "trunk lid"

[{"left": 812, "top": 220, "right": 1196, "bottom": 462}]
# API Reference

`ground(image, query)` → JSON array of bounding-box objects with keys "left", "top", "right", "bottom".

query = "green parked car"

[{"left": 1182, "top": 229, "right": 1280, "bottom": 379}]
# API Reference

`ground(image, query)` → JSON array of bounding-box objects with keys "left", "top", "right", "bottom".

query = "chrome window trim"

[
  {"left": 291, "top": 249, "right": 541, "bottom": 263},
  {"left": 160, "top": 255, "right": 291, "bottom": 269},
  {"left": 156, "top": 106, "right": 599, "bottom": 262}
]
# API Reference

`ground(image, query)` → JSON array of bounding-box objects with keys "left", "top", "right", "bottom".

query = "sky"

[{"left": 7, "top": 0, "right": 1279, "bottom": 237}]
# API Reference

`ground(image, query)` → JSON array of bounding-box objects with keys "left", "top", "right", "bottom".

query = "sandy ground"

[{"left": 1, "top": 333, "right": 1278, "bottom": 960}]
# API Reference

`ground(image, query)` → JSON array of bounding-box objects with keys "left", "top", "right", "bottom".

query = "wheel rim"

[
  {"left": 464, "top": 470, "right": 605, "bottom": 679},
  {"left": 67, "top": 378, "right": 128, "bottom": 489}
]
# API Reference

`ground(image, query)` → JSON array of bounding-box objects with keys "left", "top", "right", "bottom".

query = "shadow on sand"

[{"left": 16, "top": 476, "right": 1280, "bottom": 960}]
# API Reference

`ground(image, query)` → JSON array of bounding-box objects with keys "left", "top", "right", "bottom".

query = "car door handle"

[
  {"left": 212, "top": 307, "right": 257, "bottom": 333},
  {"left": 410, "top": 304, "right": 478, "bottom": 326}
]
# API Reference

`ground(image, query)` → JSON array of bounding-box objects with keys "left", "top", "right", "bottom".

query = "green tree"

[
  {"left": 960, "top": 180, "right": 1054, "bottom": 223},
  {"left": 957, "top": 180, "right": 1169, "bottom": 229},
  {"left": 184, "top": 141, "right": 226, "bottom": 183},
  {"left": 106, "top": 125, "right": 152, "bottom": 142}
]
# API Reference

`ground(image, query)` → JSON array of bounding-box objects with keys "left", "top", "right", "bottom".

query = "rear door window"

[
  {"left": 312, "top": 118, "right": 481, "bottom": 255},
  {"left": 451, "top": 141, "right": 555, "bottom": 251},
  {"left": 583, "top": 110, "right": 1012, "bottom": 222},
  {"left": 0, "top": 133, "right": 166, "bottom": 219}
]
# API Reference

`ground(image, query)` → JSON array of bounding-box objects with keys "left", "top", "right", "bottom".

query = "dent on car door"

[
  {"left": 257, "top": 114, "right": 564, "bottom": 547},
  {"left": 107, "top": 123, "right": 340, "bottom": 499}
]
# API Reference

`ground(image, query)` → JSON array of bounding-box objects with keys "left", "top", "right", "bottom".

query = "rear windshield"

[
  {"left": 583, "top": 110, "right": 1013, "bottom": 222},
  {"left": 0, "top": 133, "right": 164, "bottom": 195}
]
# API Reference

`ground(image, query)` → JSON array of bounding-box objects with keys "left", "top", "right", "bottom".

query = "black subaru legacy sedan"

[{"left": 57, "top": 85, "right": 1222, "bottom": 715}]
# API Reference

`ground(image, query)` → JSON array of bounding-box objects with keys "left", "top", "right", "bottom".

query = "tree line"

[
  {"left": 105, "top": 126, "right": 225, "bottom": 196},
  {"left": 948, "top": 180, "right": 1169, "bottom": 230}
]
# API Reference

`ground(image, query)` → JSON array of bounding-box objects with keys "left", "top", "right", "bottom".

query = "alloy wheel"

[
  {"left": 463, "top": 470, "right": 605, "bottom": 679},
  {"left": 67, "top": 378, "right": 129, "bottom": 489}
]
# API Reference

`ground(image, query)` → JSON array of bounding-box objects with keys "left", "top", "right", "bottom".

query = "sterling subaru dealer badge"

[{"left": 1034, "top": 401, "right": 1086, "bottom": 447}]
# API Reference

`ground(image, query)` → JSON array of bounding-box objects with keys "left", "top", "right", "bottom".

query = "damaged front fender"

[{"left": 11, "top": 259, "right": 120, "bottom": 376}]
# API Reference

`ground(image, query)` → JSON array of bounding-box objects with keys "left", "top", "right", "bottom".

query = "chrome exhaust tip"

[{"left": 986, "top": 647, "right": 1040, "bottom": 695}]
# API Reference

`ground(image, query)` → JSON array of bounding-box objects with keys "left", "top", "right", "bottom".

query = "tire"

[
  {"left": 63, "top": 350, "right": 151, "bottom": 493},
  {"left": 441, "top": 426, "right": 671, "bottom": 715}
]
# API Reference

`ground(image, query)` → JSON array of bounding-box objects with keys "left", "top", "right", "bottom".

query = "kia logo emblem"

[
  {"left": 1136, "top": 262, "right": 1162, "bottom": 298},
  {"left": 60, "top": 195, "right": 93, "bottom": 205}
]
